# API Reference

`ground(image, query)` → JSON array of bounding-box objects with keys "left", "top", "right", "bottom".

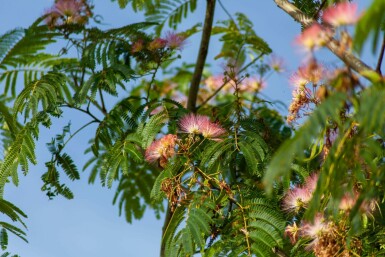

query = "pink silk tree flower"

[
  {"left": 268, "top": 54, "right": 285, "bottom": 73},
  {"left": 179, "top": 113, "right": 209, "bottom": 134},
  {"left": 179, "top": 113, "right": 226, "bottom": 140},
  {"left": 323, "top": 2, "right": 360, "bottom": 27},
  {"left": 145, "top": 134, "right": 177, "bottom": 167},
  {"left": 282, "top": 186, "right": 312, "bottom": 214},
  {"left": 295, "top": 24, "right": 331, "bottom": 51},
  {"left": 289, "top": 72, "right": 309, "bottom": 88},
  {"left": 164, "top": 31, "right": 186, "bottom": 50},
  {"left": 304, "top": 173, "right": 319, "bottom": 194},
  {"left": 200, "top": 119, "right": 226, "bottom": 140},
  {"left": 55, "top": 0, "right": 82, "bottom": 17},
  {"left": 300, "top": 213, "right": 328, "bottom": 239}
]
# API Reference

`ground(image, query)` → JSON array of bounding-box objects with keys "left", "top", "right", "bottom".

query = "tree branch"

[
  {"left": 187, "top": 0, "right": 216, "bottom": 112},
  {"left": 273, "top": 0, "right": 374, "bottom": 76}
]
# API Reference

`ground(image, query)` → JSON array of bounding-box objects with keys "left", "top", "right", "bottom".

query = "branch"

[
  {"left": 187, "top": 0, "right": 216, "bottom": 112},
  {"left": 273, "top": 0, "right": 374, "bottom": 76}
]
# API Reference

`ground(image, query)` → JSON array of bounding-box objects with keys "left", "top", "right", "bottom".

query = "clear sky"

[{"left": 0, "top": 0, "right": 374, "bottom": 256}]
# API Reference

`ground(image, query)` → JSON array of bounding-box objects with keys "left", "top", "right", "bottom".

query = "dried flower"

[
  {"left": 285, "top": 223, "right": 300, "bottom": 244},
  {"left": 145, "top": 134, "right": 177, "bottom": 167},
  {"left": 131, "top": 39, "right": 144, "bottom": 53},
  {"left": 323, "top": 2, "right": 360, "bottom": 27}
]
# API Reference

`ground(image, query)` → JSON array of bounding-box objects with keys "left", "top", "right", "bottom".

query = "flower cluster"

[
  {"left": 295, "top": 2, "right": 359, "bottom": 52},
  {"left": 287, "top": 59, "right": 329, "bottom": 123},
  {"left": 132, "top": 31, "right": 186, "bottom": 54},
  {"left": 45, "top": 0, "right": 92, "bottom": 28},
  {"left": 286, "top": 214, "right": 363, "bottom": 257},
  {"left": 144, "top": 114, "right": 226, "bottom": 167},
  {"left": 179, "top": 113, "right": 226, "bottom": 140}
]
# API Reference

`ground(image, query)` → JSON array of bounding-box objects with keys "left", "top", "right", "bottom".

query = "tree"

[{"left": 1, "top": 0, "right": 385, "bottom": 256}]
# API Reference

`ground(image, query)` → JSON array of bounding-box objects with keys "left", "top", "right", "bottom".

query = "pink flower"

[
  {"left": 145, "top": 134, "right": 177, "bottom": 167},
  {"left": 297, "top": 61, "right": 326, "bottom": 85},
  {"left": 269, "top": 54, "right": 285, "bottom": 73},
  {"left": 200, "top": 119, "right": 226, "bottom": 140},
  {"left": 295, "top": 24, "right": 331, "bottom": 51},
  {"left": 178, "top": 114, "right": 226, "bottom": 140},
  {"left": 339, "top": 192, "right": 358, "bottom": 211},
  {"left": 323, "top": 2, "right": 359, "bottom": 27},
  {"left": 289, "top": 72, "right": 308, "bottom": 88},
  {"left": 164, "top": 31, "right": 186, "bottom": 50},
  {"left": 282, "top": 186, "right": 312, "bottom": 214},
  {"left": 304, "top": 173, "right": 319, "bottom": 194},
  {"left": 179, "top": 114, "right": 209, "bottom": 134},
  {"left": 301, "top": 213, "right": 328, "bottom": 239},
  {"left": 148, "top": 38, "right": 167, "bottom": 51},
  {"left": 55, "top": 0, "right": 82, "bottom": 17},
  {"left": 45, "top": 0, "right": 90, "bottom": 27}
]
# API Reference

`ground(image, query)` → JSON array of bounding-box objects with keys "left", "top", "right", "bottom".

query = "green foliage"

[
  {"left": 212, "top": 13, "right": 271, "bottom": 67},
  {"left": 0, "top": 19, "right": 59, "bottom": 97},
  {"left": 145, "top": 0, "right": 197, "bottom": 35},
  {"left": 354, "top": 0, "right": 385, "bottom": 54},
  {"left": 0, "top": 199, "right": 28, "bottom": 252},
  {"left": 292, "top": 0, "right": 322, "bottom": 18},
  {"left": 14, "top": 72, "right": 68, "bottom": 120},
  {"left": 264, "top": 92, "right": 347, "bottom": 194}
]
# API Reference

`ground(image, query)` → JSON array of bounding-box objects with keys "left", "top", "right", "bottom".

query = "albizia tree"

[{"left": 1, "top": 0, "right": 385, "bottom": 256}]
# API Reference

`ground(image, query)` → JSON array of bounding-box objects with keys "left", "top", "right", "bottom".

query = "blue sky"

[{"left": 0, "top": 0, "right": 374, "bottom": 256}]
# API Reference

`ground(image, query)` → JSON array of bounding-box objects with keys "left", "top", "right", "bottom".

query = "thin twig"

[
  {"left": 146, "top": 62, "right": 161, "bottom": 103},
  {"left": 218, "top": 0, "right": 236, "bottom": 25},
  {"left": 376, "top": 32, "right": 385, "bottom": 75},
  {"left": 197, "top": 52, "right": 265, "bottom": 109},
  {"left": 98, "top": 88, "right": 107, "bottom": 115},
  {"left": 61, "top": 104, "right": 101, "bottom": 123}
]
